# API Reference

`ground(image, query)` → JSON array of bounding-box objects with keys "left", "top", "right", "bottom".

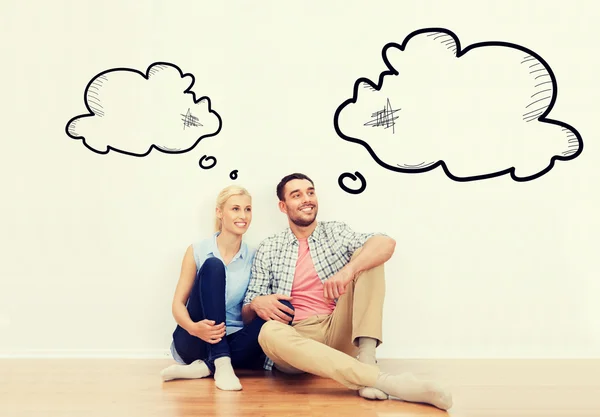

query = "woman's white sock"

[{"left": 213, "top": 356, "right": 242, "bottom": 391}]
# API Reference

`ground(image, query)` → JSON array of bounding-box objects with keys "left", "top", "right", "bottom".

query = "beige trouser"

[{"left": 257, "top": 248, "right": 385, "bottom": 390}]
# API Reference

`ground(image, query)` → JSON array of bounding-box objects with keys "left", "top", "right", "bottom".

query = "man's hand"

[
  {"left": 323, "top": 267, "right": 355, "bottom": 299},
  {"left": 187, "top": 319, "right": 226, "bottom": 344},
  {"left": 251, "top": 294, "right": 294, "bottom": 323}
]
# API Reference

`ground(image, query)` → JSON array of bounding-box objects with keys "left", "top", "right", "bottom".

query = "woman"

[{"left": 160, "top": 185, "right": 271, "bottom": 391}]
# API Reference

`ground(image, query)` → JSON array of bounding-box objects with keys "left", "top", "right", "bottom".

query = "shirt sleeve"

[
  {"left": 243, "top": 240, "right": 271, "bottom": 305},
  {"left": 334, "top": 221, "right": 387, "bottom": 259}
]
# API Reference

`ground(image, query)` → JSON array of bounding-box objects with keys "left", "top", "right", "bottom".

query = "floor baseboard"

[{"left": 0, "top": 349, "right": 173, "bottom": 359}]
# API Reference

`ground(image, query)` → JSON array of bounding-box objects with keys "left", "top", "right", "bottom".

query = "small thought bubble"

[
  {"left": 197, "top": 156, "right": 239, "bottom": 180},
  {"left": 199, "top": 155, "right": 217, "bottom": 170},
  {"left": 338, "top": 171, "right": 367, "bottom": 194}
]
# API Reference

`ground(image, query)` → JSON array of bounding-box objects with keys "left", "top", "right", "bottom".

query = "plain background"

[{"left": 1, "top": 0, "right": 598, "bottom": 359}]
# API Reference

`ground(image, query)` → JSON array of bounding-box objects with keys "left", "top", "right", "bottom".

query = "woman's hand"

[{"left": 188, "top": 320, "right": 226, "bottom": 344}]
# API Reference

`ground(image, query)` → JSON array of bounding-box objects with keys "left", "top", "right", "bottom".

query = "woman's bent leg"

[
  {"left": 172, "top": 258, "right": 229, "bottom": 368},
  {"left": 169, "top": 258, "right": 240, "bottom": 388},
  {"left": 165, "top": 265, "right": 214, "bottom": 381}
]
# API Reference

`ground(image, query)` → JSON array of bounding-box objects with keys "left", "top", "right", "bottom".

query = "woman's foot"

[
  {"left": 213, "top": 356, "right": 242, "bottom": 391},
  {"left": 160, "top": 360, "right": 211, "bottom": 381}
]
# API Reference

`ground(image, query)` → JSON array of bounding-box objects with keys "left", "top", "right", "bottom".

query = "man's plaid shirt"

[{"left": 243, "top": 220, "right": 385, "bottom": 371}]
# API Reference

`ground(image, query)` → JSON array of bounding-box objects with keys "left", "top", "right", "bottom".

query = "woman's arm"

[{"left": 171, "top": 245, "right": 198, "bottom": 333}]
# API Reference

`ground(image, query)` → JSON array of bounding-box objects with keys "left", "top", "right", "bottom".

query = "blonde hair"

[{"left": 214, "top": 185, "right": 252, "bottom": 232}]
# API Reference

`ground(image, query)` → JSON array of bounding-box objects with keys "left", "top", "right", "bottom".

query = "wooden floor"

[{"left": 2, "top": 359, "right": 599, "bottom": 417}]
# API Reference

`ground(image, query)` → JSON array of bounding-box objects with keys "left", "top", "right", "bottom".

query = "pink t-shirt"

[{"left": 291, "top": 238, "right": 336, "bottom": 322}]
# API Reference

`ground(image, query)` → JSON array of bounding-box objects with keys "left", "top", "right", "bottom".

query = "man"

[{"left": 241, "top": 173, "right": 452, "bottom": 410}]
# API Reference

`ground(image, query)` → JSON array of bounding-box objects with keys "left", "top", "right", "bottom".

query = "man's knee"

[
  {"left": 258, "top": 320, "right": 286, "bottom": 348},
  {"left": 350, "top": 247, "right": 385, "bottom": 278},
  {"left": 351, "top": 247, "right": 363, "bottom": 260}
]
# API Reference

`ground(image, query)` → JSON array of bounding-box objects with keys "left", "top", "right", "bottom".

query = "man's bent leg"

[
  {"left": 259, "top": 322, "right": 453, "bottom": 409},
  {"left": 352, "top": 248, "right": 385, "bottom": 346},
  {"left": 258, "top": 320, "right": 379, "bottom": 390},
  {"left": 325, "top": 247, "right": 387, "bottom": 399},
  {"left": 325, "top": 248, "right": 386, "bottom": 349}
]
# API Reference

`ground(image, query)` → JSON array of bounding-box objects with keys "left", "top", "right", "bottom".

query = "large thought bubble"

[
  {"left": 66, "top": 62, "right": 222, "bottom": 157},
  {"left": 334, "top": 28, "right": 583, "bottom": 183}
]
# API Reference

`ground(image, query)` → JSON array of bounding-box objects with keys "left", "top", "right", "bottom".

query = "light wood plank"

[{"left": 1, "top": 359, "right": 599, "bottom": 416}]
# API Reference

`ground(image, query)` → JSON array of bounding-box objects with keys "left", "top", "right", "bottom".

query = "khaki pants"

[{"left": 257, "top": 249, "right": 385, "bottom": 390}]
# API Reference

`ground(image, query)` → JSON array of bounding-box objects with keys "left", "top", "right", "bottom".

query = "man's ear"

[{"left": 278, "top": 200, "right": 287, "bottom": 214}]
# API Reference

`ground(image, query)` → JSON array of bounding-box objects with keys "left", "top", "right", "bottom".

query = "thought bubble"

[
  {"left": 334, "top": 28, "right": 583, "bottom": 185},
  {"left": 338, "top": 171, "right": 367, "bottom": 194},
  {"left": 66, "top": 62, "right": 222, "bottom": 157}
]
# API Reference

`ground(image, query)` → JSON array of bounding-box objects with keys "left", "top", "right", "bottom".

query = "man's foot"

[
  {"left": 359, "top": 386, "right": 390, "bottom": 400},
  {"left": 374, "top": 372, "right": 453, "bottom": 410},
  {"left": 357, "top": 337, "right": 388, "bottom": 400},
  {"left": 213, "top": 356, "right": 242, "bottom": 391},
  {"left": 160, "top": 360, "right": 210, "bottom": 381}
]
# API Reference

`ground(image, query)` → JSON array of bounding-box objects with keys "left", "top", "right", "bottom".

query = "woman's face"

[{"left": 218, "top": 194, "right": 252, "bottom": 236}]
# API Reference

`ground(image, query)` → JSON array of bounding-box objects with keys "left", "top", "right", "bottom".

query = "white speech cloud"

[
  {"left": 334, "top": 28, "right": 583, "bottom": 182},
  {"left": 66, "top": 62, "right": 221, "bottom": 156}
]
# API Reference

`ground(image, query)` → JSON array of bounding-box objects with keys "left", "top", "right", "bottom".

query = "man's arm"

[
  {"left": 241, "top": 240, "right": 295, "bottom": 324},
  {"left": 342, "top": 234, "right": 396, "bottom": 278},
  {"left": 323, "top": 222, "right": 396, "bottom": 299},
  {"left": 241, "top": 302, "right": 257, "bottom": 324},
  {"left": 241, "top": 242, "right": 271, "bottom": 324}
]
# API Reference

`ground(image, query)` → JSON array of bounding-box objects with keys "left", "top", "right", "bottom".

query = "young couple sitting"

[{"left": 160, "top": 173, "right": 452, "bottom": 410}]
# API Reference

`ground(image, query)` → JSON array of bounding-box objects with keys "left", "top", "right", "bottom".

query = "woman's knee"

[
  {"left": 279, "top": 300, "right": 294, "bottom": 309},
  {"left": 202, "top": 257, "right": 225, "bottom": 270},
  {"left": 199, "top": 257, "right": 226, "bottom": 279},
  {"left": 197, "top": 257, "right": 226, "bottom": 294},
  {"left": 278, "top": 299, "right": 295, "bottom": 323}
]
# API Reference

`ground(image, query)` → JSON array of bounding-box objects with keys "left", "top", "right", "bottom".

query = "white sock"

[
  {"left": 374, "top": 372, "right": 453, "bottom": 410},
  {"left": 160, "top": 360, "right": 210, "bottom": 381},
  {"left": 357, "top": 337, "right": 388, "bottom": 400},
  {"left": 213, "top": 356, "right": 242, "bottom": 391}
]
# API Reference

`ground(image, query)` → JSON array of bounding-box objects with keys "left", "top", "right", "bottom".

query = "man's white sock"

[
  {"left": 374, "top": 372, "right": 453, "bottom": 410},
  {"left": 357, "top": 337, "right": 388, "bottom": 400}
]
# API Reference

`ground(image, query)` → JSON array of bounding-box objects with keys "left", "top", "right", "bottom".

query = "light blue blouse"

[{"left": 170, "top": 232, "right": 256, "bottom": 363}]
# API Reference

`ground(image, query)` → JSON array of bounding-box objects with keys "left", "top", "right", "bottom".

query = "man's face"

[{"left": 279, "top": 179, "right": 318, "bottom": 227}]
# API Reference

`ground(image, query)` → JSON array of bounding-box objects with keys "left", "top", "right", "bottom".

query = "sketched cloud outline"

[
  {"left": 65, "top": 61, "right": 222, "bottom": 157},
  {"left": 333, "top": 27, "right": 584, "bottom": 182}
]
